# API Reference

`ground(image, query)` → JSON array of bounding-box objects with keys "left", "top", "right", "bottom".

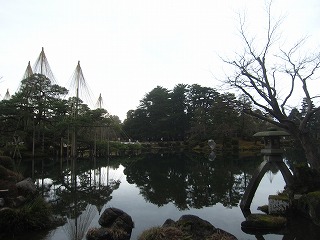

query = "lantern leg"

[
  {"left": 240, "top": 159, "right": 270, "bottom": 214},
  {"left": 240, "top": 158, "right": 293, "bottom": 217}
]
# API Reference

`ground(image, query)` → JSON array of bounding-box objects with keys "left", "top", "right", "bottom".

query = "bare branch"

[
  {"left": 263, "top": 0, "right": 282, "bottom": 59},
  {"left": 280, "top": 70, "right": 295, "bottom": 113},
  {"left": 243, "top": 108, "right": 286, "bottom": 129},
  {"left": 223, "top": 0, "right": 320, "bottom": 170},
  {"left": 237, "top": 13, "right": 257, "bottom": 58}
]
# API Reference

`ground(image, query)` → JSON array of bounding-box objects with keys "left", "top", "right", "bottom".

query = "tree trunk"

[
  {"left": 284, "top": 122, "right": 320, "bottom": 173},
  {"left": 299, "top": 132, "right": 320, "bottom": 172}
]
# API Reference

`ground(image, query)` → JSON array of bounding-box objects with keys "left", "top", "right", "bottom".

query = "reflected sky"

[{"left": 99, "top": 165, "right": 285, "bottom": 240}]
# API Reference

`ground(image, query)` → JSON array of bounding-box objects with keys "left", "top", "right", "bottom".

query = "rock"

[
  {"left": 241, "top": 213, "right": 286, "bottom": 232},
  {"left": 88, "top": 210, "right": 238, "bottom": 240},
  {"left": 139, "top": 215, "right": 237, "bottom": 240},
  {"left": 257, "top": 205, "right": 269, "bottom": 214},
  {"left": 296, "top": 191, "right": 320, "bottom": 226},
  {"left": 162, "top": 218, "right": 175, "bottom": 227},
  {"left": 176, "top": 214, "right": 216, "bottom": 239},
  {"left": 209, "top": 228, "right": 238, "bottom": 240},
  {"left": 16, "top": 178, "right": 37, "bottom": 195},
  {"left": 86, "top": 227, "right": 130, "bottom": 240},
  {"left": 95, "top": 208, "right": 134, "bottom": 239},
  {"left": 138, "top": 226, "right": 187, "bottom": 240},
  {"left": 11, "top": 195, "right": 27, "bottom": 207}
]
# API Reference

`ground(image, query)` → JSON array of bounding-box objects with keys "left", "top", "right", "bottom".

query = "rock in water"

[{"left": 86, "top": 207, "right": 134, "bottom": 240}]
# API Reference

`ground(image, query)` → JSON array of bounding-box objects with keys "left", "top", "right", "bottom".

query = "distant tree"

[
  {"left": 223, "top": 2, "right": 320, "bottom": 171},
  {"left": 138, "top": 86, "right": 171, "bottom": 140},
  {"left": 10, "top": 74, "right": 68, "bottom": 150},
  {"left": 187, "top": 84, "right": 220, "bottom": 141},
  {"left": 123, "top": 83, "right": 272, "bottom": 144},
  {"left": 237, "top": 94, "right": 270, "bottom": 139},
  {"left": 209, "top": 93, "right": 239, "bottom": 140},
  {"left": 123, "top": 108, "right": 149, "bottom": 141},
  {"left": 168, "top": 84, "right": 189, "bottom": 140},
  {"left": 0, "top": 99, "right": 21, "bottom": 146},
  {"left": 15, "top": 74, "right": 68, "bottom": 122}
]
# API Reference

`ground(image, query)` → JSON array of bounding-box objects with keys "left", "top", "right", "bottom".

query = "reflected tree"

[
  {"left": 123, "top": 153, "right": 261, "bottom": 210},
  {"left": 25, "top": 157, "right": 120, "bottom": 240}
]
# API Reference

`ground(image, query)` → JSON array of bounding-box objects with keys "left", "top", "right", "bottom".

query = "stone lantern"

[{"left": 240, "top": 128, "right": 293, "bottom": 215}]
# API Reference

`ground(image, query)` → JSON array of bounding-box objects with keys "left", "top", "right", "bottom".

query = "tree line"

[
  {"left": 1, "top": 72, "right": 319, "bottom": 159},
  {"left": 123, "top": 84, "right": 269, "bottom": 143},
  {"left": 0, "top": 74, "right": 122, "bottom": 157}
]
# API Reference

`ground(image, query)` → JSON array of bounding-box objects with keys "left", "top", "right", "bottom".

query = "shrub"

[
  {"left": 0, "top": 196, "right": 52, "bottom": 234},
  {"left": 0, "top": 208, "right": 21, "bottom": 233},
  {"left": 20, "top": 195, "right": 52, "bottom": 229}
]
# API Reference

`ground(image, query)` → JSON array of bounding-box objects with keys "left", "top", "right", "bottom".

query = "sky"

[{"left": 1, "top": 0, "right": 319, "bottom": 121}]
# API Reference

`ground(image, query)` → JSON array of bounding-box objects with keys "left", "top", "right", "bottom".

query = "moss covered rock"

[
  {"left": 98, "top": 207, "right": 134, "bottom": 236},
  {"left": 86, "top": 208, "right": 134, "bottom": 240},
  {"left": 86, "top": 227, "right": 130, "bottom": 240},
  {"left": 138, "top": 226, "right": 189, "bottom": 240},
  {"left": 174, "top": 215, "right": 216, "bottom": 240},
  {"left": 241, "top": 214, "right": 286, "bottom": 231},
  {"left": 296, "top": 191, "right": 320, "bottom": 226},
  {"left": 138, "top": 215, "right": 237, "bottom": 240}
]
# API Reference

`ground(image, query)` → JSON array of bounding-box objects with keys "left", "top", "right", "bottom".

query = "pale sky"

[{"left": 1, "top": 0, "right": 319, "bottom": 121}]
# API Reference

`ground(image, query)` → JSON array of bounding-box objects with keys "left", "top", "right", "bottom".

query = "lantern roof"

[{"left": 253, "top": 128, "right": 290, "bottom": 137}]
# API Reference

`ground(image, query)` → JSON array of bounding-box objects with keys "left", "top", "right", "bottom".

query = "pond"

[{"left": 7, "top": 151, "right": 320, "bottom": 239}]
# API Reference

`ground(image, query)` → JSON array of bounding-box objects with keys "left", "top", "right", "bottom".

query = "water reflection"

[
  {"left": 63, "top": 204, "right": 95, "bottom": 240},
  {"left": 123, "top": 152, "right": 259, "bottom": 210},
  {"left": 208, "top": 151, "right": 216, "bottom": 161},
  {"left": 15, "top": 152, "right": 320, "bottom": 240},
  {"left": 19, "top": 157, "right": 120, "bottom": 240}
]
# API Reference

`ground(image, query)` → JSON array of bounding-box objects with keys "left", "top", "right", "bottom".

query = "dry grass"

[
  {"left": 138, "top": 226, "right": 191, "bottom": 240},
  {"left": 206, "top": 229, "right": 237, "bottom": 240}
]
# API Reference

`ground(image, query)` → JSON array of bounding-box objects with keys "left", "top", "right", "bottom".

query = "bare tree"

[{"left": 223, "top": 1, "right": 320, "bottom": 171}]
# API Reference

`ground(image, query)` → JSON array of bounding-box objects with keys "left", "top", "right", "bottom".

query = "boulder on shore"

[
  {"left": 86, "top": 207, "right": 134, "bottom": 240},
  {"left": 16, "top": 178, "right": 37, "bottom": 195},
  {"left": 241, "top": 213, "right": 286, "bottom": 234},
  {"left": 139, "top": 214, "right": 237, "bottom": 240},
  {"left": 296, "top": 191, "right": 320, "bottom": 226}
]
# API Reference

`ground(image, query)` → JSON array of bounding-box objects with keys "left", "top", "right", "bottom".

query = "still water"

[{"left": 10, "top": 152, "right": 320, "bottom": 239}]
